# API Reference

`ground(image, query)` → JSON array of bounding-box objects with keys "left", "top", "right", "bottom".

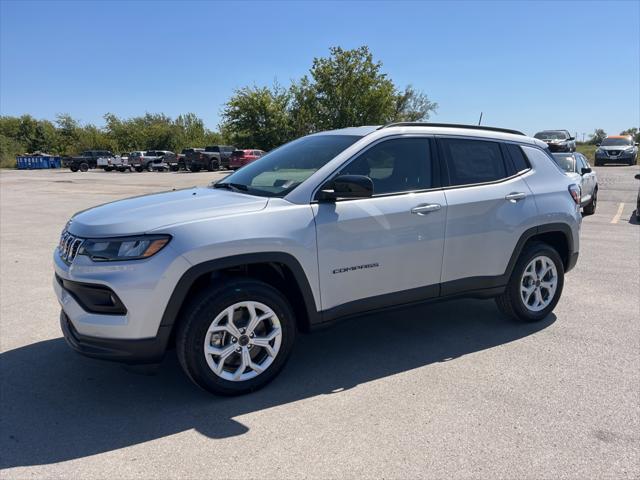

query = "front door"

[{"left": 314, "top": 136, "right": 447, "bottom": 313}]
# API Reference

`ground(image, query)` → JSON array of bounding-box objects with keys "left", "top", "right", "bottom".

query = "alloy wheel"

[
  {"left": 520, "top": 255, "right": 558, "bottom": 312},
  {"left": 203, "top": 301, "right": 282, "bottom": 382}
]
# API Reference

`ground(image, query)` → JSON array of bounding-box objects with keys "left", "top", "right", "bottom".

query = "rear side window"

[
  {"left": 440, "top": 138, "right": 507, "bottom": 186},
  {"left": 339, "top": 137, "right": 433, "bottom": 195},
  {"left": 506, "top": 144, "right": 530, "bottom": 173}
]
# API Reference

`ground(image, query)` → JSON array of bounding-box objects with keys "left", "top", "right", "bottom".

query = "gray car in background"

[
  {"left": 552, "top": 152, "right": 598, "bottom": 215},
  {"left": 594, "top": 136, "right": 638, "bottom": 166},
  {"left": 534, "top": 130, "right": 576, "bottom": 152}
]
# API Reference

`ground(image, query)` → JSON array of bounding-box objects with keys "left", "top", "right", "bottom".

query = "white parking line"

[{"left": 611, "top": 203, "right": 625, "bottom": 224}]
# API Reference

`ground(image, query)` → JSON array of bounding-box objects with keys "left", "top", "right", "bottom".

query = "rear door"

[
  {"left": 314, "top": 136, "right": 447, "bottom": 313},
  {"left": 437, "top": 137, "right": 537, "bottom": 293}
]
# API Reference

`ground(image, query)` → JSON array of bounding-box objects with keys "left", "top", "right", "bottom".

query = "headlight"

[{"left": 79, "top": 235, "right": 171, "bottom": 262}]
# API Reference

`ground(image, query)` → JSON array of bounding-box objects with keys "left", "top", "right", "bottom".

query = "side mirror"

[
  {"left": 635, "top": 173, "right": 640, "bottom": 180},
  {"left": 569, "top": 137, "right": 575, "bottom": 141},
  {"left": 635, "top": 143, "right": 639, "bottom": 146},
  {"left": 581, "top": 167, "right": 592, "bottom": 175},
  {"left": 318, "top": 175, "right": 374, "bottom": 201},
  {"left": 596, "top": 143, "right": 601, "bottom": 147}
]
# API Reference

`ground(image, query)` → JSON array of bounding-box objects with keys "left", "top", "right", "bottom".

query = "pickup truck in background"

[
  {"left": 177, "top": 148, "right": 203, "bottom": 171},
  {"left": 129, "top": 150, "right": 176, "bottom": 172},
  {"left": 97, "top": 154, "right": 126, "bottom": 171},
  {"left": 229, "top": 149, "right": 266, "bottom": 170},
  {"left": 185, "top": 145, "right": 235, "bottom": 172},
  {"left": 64, "top": 150, "right": 116, "bottom": 172}
]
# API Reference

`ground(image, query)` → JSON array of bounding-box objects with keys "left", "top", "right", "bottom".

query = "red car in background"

[{"left": 229, "top": 149, "right": 265, "bottom": 170}]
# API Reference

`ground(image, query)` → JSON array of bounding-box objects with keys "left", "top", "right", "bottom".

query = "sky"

[{"left": 1, "top": 0, "right": 638, "bottom": 139}]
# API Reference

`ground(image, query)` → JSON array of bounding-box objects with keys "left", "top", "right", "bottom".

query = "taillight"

[{"left": 568, "top": 184, "right": 581, "bottom": 205}]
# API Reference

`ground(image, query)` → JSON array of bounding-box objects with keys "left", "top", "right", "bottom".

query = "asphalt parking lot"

[{"left": 1, "top": 166, "right": 639, "bottom": 479}]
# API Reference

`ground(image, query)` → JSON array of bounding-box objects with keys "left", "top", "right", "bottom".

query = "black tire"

[
  {"left": 79, "top": 163, "right": 89, "bottom": 172},
  {"left": 495, "top": 242, "right": 564, "bottom": 322},
  {"left": 135, "top": 166, "right": 144, "bottom": 173},
  {"left": 70, "top": 166, "right": 79, "bottom": 172},
  {"left": 583, "top": 188, "right": 597, "bottom": 215},
  {"left": 104, "top": 167, "right": 113, "bottom": 172},
  {"left": 207, "top": 159, "right": 220, "bottom": 171},
  {"left": 190, "top": 165, "right": 201, "bottom": 173},
  {"left": 170, "top": 165, "right": 179, "bottom": 172},
  {"left": 176, "top": 278, "right": 296, "bottom": 396}
]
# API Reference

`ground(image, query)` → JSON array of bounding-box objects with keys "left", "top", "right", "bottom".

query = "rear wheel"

[
  {"left": 208, "top": 159, "right": 220, "bottom": 171},
  {"left": 583, "top": 188, "right": 597, "bottom": 215},
  {"left": 135, "top": 166, "right": 144, "bottom": 172},
  {"left": 69, "top": 166, "right": 79, "bottom": 172},
  {"left": 190, "top": 165, "right": 201, "bottom": 173},
  {"left": 496, "top": 242, "right": 564, "bottom": 322},
  {"left": 79, "top": 163, "right": 89, "bottom": 172},
  {"left": 176, "top": 279, "right": 296, "bottom": 396}
]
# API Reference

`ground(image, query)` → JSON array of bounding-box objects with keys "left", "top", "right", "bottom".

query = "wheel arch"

[
  {"left": 506, "top": 223, "right": 576, "bottom": 279},
  {"left": 160, "top": 253, "right": 320, "bottom": 342}
]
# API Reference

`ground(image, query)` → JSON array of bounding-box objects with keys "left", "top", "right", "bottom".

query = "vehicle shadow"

[{"left": 1, "top": 298, "right": 555, "bottom": 468}]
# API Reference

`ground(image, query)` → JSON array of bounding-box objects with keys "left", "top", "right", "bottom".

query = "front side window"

[
  {"left": 440, "top": 138, "right": 507, "bottom": 186},
  {"left": 215, "top": 134, "right": 361, "bottom": 197},
  {"left": 337, "top": 137, "right": 433, "bottom": 195}
]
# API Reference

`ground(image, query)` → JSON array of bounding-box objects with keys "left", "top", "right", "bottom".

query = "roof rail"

[{"left": 378, "top": 122, "right": 525, "bottom": 136}]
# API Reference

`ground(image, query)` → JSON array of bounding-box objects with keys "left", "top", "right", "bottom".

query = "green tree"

[
  {"left": 589, "top": 128, "right": 607, "bottom": 145},
  {"left": 620, "top": 127, "right": 639, "bottom": 143},
  {"left": 220, "top": 84, "right": 293, "bottom": 150},
  {"left": 221, "top": 46, "right": 438, "bottom": 150},
  {"left": 55, "top": 113, "right": 80, "bottom": 155},
  {"left": 393, "top": 85, "right": 438, "bottom": 122}
]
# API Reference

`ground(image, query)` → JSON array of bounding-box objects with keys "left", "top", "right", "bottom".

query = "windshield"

[
  {"left": 535, "top": 131, "right": 568, "bottom": 140},
  {"left": 601, "top": 137, "right": 633, "bottom": 146},
  {"left": 552, "top": 153, "right": 575, "bottom": 173},
  {"left": 215, "top": 134, "right": 361, "bottom": 197}
]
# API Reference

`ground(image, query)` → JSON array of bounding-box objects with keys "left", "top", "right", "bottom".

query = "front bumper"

[
  {"left": 60, "top": 310, "right": 171, "bottom": 364},
  {"left": 547, "top": 144, "right": 572, "bottom": 152},
  {"left": 595, "top": 152, "right": 636, "bottom": 162}
]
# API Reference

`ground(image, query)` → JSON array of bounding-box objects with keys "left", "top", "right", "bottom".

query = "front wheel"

[
  {"left": 69, "top": 166, "right": 79, "bottom": 172},
  {"left": 496, "top": 242, "right": 564, "bottom": 322},
  {"left": 176, "top": 279, "right": 296, "bottom": 396},
  {"left": 79, "top": 163, "right": 89, "bottom": 172}
]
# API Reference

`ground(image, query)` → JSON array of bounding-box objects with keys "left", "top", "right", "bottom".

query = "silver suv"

[{"left": 53, "top": 123, "right": 582, "bottom": 395}]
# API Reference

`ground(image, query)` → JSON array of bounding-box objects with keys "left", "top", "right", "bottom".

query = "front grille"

[
  {"left": 608, "top": 150, "right": 621, "bottom": 156},
  {"left": 59, "top": 231, "right": 85, "bottom": 263}
]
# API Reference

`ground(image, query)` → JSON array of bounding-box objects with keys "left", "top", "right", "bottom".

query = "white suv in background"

[{"left": 54, "top": 123, "right": 582, "bottom": 395}]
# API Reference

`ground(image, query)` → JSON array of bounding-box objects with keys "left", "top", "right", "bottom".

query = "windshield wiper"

[{"left": 213, "top": 182, "right": 249, "bottom": 192}]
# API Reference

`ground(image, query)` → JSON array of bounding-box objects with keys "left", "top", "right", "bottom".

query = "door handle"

[
  {"left": 411, "top": 203, "right": 441, "bottom": 215},
  {"left": 505, "top": 192, "right": 526, "bottom": 202}
]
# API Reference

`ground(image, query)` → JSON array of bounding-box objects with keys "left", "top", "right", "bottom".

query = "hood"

[{"left": 68, "top": 187, "right": 268, "bottom": 237}]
